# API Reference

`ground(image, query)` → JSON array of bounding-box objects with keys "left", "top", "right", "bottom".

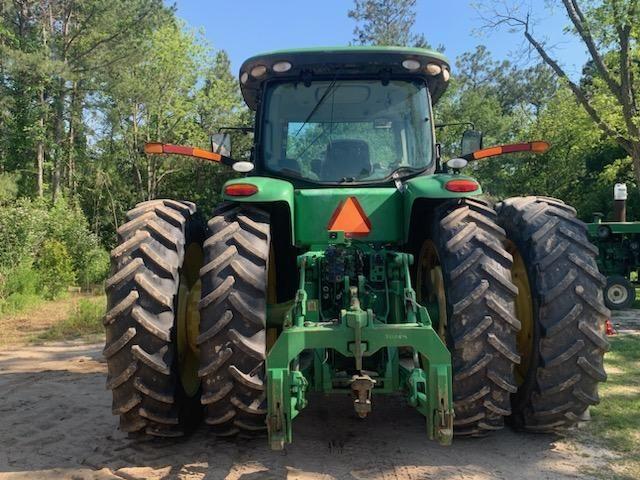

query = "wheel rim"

[
  {"left": 177, "top": 242, "right": 203, "bottom": 397},
  {"left": 607, "top": 284, "right": 629, "bottom": 305},
  {"left": 417, "top": 240, "right": 447, "bottom": 341},
  {"left": 506, "top": 241, "right": 534, "bottom": 385}
]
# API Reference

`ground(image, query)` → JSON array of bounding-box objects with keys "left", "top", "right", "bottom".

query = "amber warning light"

[{"left": 463, "top": 141, "right": 550, "bottom": 161}]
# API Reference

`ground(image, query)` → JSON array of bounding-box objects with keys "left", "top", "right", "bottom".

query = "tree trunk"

[
  {"left": 631, "top": 142, "right": 640, "bottom": 191},
  {"left": 36, "top": 87, "right": 45, "bottom": 198},
  {"left": 51, "top": 80, "right": 65, "bottom": 202},
  {"left": 67, "top": 81, "right": 80, "bottom": 195}
]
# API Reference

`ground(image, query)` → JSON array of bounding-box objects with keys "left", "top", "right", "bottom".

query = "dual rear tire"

[
  {"left": 419, "top": 196, "right": 608, "bottom": 435},
  {"left": 105, "top": 200, "right": 269, "bottom": 437},
  {"left": 104, "top": 200, "right": 202, "bottom": 436},
  {"left": 497, "top": 197, "right": 609, "bottom": 431}
]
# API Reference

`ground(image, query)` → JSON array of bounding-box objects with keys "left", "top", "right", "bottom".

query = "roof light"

[
  {"left": 273, "top": 61, "right": 292, "bottom": 73},
  {"left": 402, "top": 59, "right": 421, "bottom": 71},
  {"left": 240, "top": 72, "right": 249, "bottom": 84},
  {"left": 250, "top": 65, "right": 267, "bottom": 78},
  {"left": 224, "top": 183, "right": 258, "bottom": 197},
  {"left": 232, "top": 161, "right": 255, "bottom": 173},
  {"left": 446, "top": 158, "right": 468, "bottom": 169},
  {"left": 445, "top": 179, "right": 479, "bottom": 192},
  {"left": 426, "top": 63, "right": 442, "bottom": 76}
]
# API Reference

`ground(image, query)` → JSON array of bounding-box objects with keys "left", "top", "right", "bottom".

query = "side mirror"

[
  {"left": 211, "top": 133, "right": 231, "bottom": 157},
  {"left": 461, "top": 130, "right": 483, "bottom": 156}
]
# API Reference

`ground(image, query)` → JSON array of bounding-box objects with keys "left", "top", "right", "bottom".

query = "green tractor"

[
  {"left": 104, "top": 47, "right": 609, "bottom": 449},
  {"left": 588, "top": 183, "right": 640, "bottom": 310}
]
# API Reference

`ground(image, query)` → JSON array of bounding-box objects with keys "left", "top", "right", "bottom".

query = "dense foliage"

[{"left": 0, "top": 1, "right": 247, "bottom": 310}]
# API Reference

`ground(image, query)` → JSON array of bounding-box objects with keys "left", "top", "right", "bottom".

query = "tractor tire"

[
  {"left": 104, "top": 199, "right": 202, "bottom": 437},
  {"left": 198, "top": 203, "right": 269, "bottom": 437},
  {"left": 497, "top": 196, "right": 609, "bottom": 432},
  {"left": 604, "top": 275, "right": 635, "bottom": 310},
  {"left": 426, "top": 198, "right": 520, "bottom": 435}
]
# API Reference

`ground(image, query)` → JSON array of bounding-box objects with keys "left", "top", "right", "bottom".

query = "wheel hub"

[{"left": 607, "top": 284, "right": 629, "bottom": 305}]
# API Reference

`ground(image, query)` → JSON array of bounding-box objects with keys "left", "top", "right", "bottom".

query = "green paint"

[
  {"left": 223, "top": 176, "right": 296, "bottom": 242},
  {"left": 403, "top": 173, "right": 482, "bottom": 241},
  {"left": 225, "top": 173, "right": 482, "bottom": 247},
  {"left": 294, "top": 187, "right": 403, "bottom": 246}
]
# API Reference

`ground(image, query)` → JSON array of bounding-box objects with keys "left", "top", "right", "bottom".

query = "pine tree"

[{"left": 348, "top": 0, "right": 428, "bottom": 47}]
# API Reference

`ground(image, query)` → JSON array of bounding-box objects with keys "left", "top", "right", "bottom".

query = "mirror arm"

[
  {"left": 216, "top": 126, "right": 254, "bottom": 134},
  {"left": 435, "top": 121, "right": 476, "bottom": 130},
  {"left": 434, "top": 143, "right": 446, "bottom": 173}
]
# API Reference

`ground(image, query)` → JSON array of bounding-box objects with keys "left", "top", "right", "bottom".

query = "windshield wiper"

[
  {"left": 293, "top": 78, "right": 338, "bottom": 139},
  {"left": 387, "top": 165, "right": 421, "bottom": 179}
]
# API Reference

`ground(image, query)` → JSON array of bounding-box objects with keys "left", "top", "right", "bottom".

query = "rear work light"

[
  {"left": 224, "top": 183, "right": 258, "bottom": 197},
  {"left": 445, "top": 179, "right": 479, "bottom": 192}
]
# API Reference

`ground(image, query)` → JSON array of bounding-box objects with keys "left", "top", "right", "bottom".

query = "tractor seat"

[
  {"left": 321, "top": 139, "right": 371, "bottom": 181},
  {"left": 279, "top": 158, "right": 301, "bottom": 175}
]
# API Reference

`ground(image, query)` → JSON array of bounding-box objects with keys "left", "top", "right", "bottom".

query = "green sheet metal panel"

[{"left": 294, "top": 187, "right": 402, "bottom": 246}]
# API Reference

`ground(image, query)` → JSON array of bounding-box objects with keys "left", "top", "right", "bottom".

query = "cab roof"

[{"left": 239, "top": 46, "right": 451, "bottom": 110}]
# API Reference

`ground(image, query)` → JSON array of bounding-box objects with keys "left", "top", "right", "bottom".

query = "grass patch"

[
  {"left": 579, "top": 334, "right": 640, "bottom": 479},
  {"left": 0, "top": 292, "right": 43, "bottom": 316},
  {"left": 34, "top": 296, "right": 105, "bottom": 342}
]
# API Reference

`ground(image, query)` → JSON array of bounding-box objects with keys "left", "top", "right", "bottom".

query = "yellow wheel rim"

[
  {"left": 177, "top": 242, "right": 203, "bottom": 397},
  {"left": 507, "top": 240, "right": 534, "bottom": 385},
  {"left": 416, "top": 240, "right": 448, "bottom": 341}
]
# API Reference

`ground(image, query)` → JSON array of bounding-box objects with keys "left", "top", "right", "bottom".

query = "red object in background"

[{"left": 605, "top": 319, "right": 616, "bottom": 336}]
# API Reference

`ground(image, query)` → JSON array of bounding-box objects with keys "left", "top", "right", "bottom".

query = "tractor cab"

[{"left": 239, "top": 47, "right": 451, "bottom": 185}]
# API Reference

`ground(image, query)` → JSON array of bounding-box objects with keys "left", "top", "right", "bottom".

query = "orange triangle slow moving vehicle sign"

[{"left": 327, "top": 196, "right": 372, "bottom": 237}]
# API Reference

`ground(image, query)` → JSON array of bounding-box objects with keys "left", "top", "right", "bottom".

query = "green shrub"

[
  {"left": 0, "top": 173, "right": 19, "bottom": 204},
  {"left": 36, "top": 296, "right": 105, "bottom": 341},
  {"left": 77, "top": 247, "right": 110, "bottom": 288},
  {"left": 0, "top": 197, "right": 49, "bottom": 268},
  {"left": 0, "top": 292, "right": 41, "bottom": 314},
  {"left": 0, "top": 197, "right": 110, "bottom": 297},
  {"left": 0, "top": 262, "right": 42, "bottom": 315},
  {"left": 35, "top": 240, "right": 76, "bottom": 299},
  {"left": 1, "top": 261, "right": 40, "bottom": 296},
  {"left": 48, "top": 198, "right": 110, "bottom": 286}
]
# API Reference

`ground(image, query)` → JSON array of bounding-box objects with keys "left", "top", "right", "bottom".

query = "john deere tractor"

[{"left": 104, "top": 47, "right": 609, "bottom": 449}]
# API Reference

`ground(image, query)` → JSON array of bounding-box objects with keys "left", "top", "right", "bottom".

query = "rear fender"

[
  {"left": 222, "top": 177, "right": 295, "bottom": 244},
  {"left": 403, "top": 174, "right": 483, "bottom": 243}
]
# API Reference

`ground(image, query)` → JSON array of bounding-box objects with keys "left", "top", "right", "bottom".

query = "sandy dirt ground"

[{"left": 0, "top": 340, "right": 614, "bottom": 480}]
